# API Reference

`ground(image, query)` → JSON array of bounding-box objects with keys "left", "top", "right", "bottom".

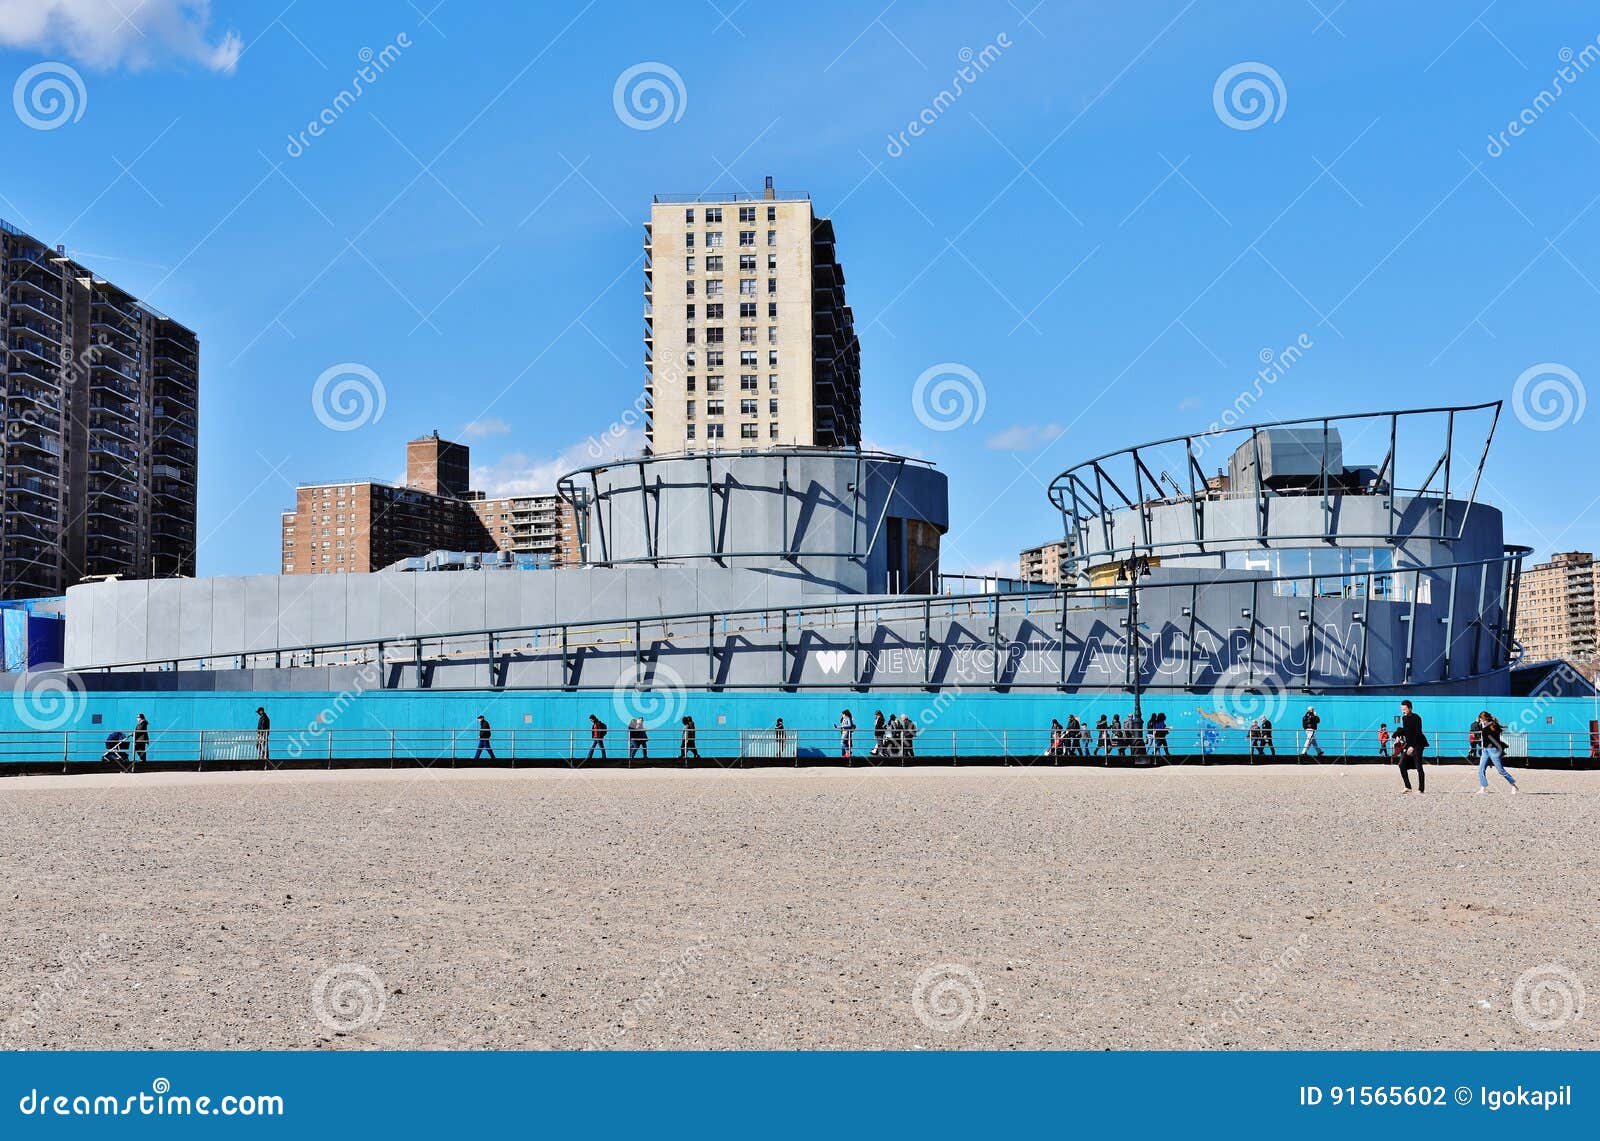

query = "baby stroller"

[{"left": 101, "top": 730, "right": 129, "bottom": 766}]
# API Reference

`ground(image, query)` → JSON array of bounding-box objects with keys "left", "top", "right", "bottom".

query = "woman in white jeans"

[{"left": 1475, "top": 711, "right": 1518, "bottom": 795}]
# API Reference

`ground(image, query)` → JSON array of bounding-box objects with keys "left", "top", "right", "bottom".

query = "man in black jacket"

[{"left": 1397, "top": 700, "right": 1428, "bottom": 793}]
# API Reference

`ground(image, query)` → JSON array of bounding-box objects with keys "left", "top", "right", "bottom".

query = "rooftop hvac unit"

[{"left": 1228, "top": 427, "right": 1344, "bottom": 493}]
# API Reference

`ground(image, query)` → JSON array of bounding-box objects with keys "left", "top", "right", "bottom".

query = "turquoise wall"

[{"left": 12, "top": 687, "right": 1597, "bottom": 761}]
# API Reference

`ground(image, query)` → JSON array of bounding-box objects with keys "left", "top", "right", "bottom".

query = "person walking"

[
  {"left": 1397, "top": 699, "right": 1429, "bottom": 793},
  {"left": 1065, "top": 714, "right": 1082, "bottom": 757},
  {"left": 1300, "top": 706, "right": 1324, "bottom": 758},
  {"left": 1150, "top": 712, "right": 1170, "bottom": 757},
  {"left": 1475, "top": 711, "right": 1518, "bottom": 795},
  {"left": 1095, "top": 714, "right": 1110, "bottom": 756},
  {"left": 1259, "top": 715, "right": 1276, "bottom": 756},
  {"left": 1248, "top": 718, "right": 1263, "bottom": 758},
  {"left": 901, "top": 714, "right": 917, "bottom": 759},
  {"left": 836, "top": 709, "right": 855, "bottom": 758},
  {"left": 473, "top": 714, "right": 496, "bottom": 761},
  {"left": 254, "top": 706, "right": 271, "bottom": 762},
  {"left": 1110, "top": 713, "right": 1124, "bottom": 758},
  {"left": 773, "top": 717, "right": 787, "bottom": 758},
  {"left": 628, "top": 717, "right": 649, "bottom": 761},
  {"left": 1049, "top": 718, "right": 1065, "bottom": 759},
  {"left": 872, "top": 710, "right": 887, "bottom": 758},
  {"left": 1377, "top": 721, "right": 1390, "bottom": 758},
  {"left": 679, "top": 715, "right": 700, "bottom": 763},
  {"left": 586, "top": 714, "right": 608, "bottom": 760},
  {"left": 132, "top": 713, "right": 149, "bottom": 766},
  {"left": 1466, "top": 718, "right": 1482, "bottom": 762}
]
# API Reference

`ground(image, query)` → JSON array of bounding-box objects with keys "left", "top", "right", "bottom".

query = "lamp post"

[{"left": 1115, "top": 548, "right": 1152, "bottom": 726}]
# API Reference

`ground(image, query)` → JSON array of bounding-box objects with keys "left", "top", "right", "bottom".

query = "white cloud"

[
  {"left": 470, "top": 429, "right": 647, "bottom": 497},
  {"left": 985, "top": 422, "right": 1064, "bottom": 452},
  {"left": 462, "top": 417, "right": 511, "bottom": 439},
  {"left": 0, "top": 0, "right": 242, "bottom": 72}
]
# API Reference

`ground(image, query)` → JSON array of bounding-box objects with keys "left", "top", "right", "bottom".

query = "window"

[
  {"left": 707, "top": 375, "right": 724, "bottom": 391},
  {"left": 706, "top": 279, "right": 723, "bottom": 295},
  {"left": 706, "top": 303, "right": 724, "bottom": 319},
  {"left": 706, "top": 327, "right": 724, "bottom": 343},
  {"left": 767, "top": 277, "right": 777, "bottom": 294},
  {"left": 740, "top": 327, "right": 756, "bottom": 343},
  {"left": 738, "top": 254, "right": 756, "bottom": 271},
  {"left": 706, "top": 423, "right": 724, "bottom": 439},
  {"left": 767, "top": 230, "right": 777, "bottom": 246},
  {"left": 686, "top": 423, "right": 696, "bottom": 440},
  {"left": 739, "top": 206, "right": 756, "bottom": 222},
  {"left": 685, "top": 400, "right": 696, "bottom": 419},
  {"left": 768, "top": 374, "right": 779, "bottom": 391},
  {"left": 685, "top": 350, "right": 697, "bottom": 366},
  {"left": 767, "top": 205, "right": 776, "bottom": 221},
  {"left": 740, "top": 374, "right": 757, "bottom": 391},
  {"left": 684, "top": 257, "right": 695, "bottom": 274},
  {"left": 684, "top": 232, "right": 694, "bottom": 248},
  {"left": 738, "top": 230, "right": 755, "bottom": 247},
  {"left": 707, "top": 399, "right": 724, "bottom": 416},
  {"left": 739, "top": 302, "right": 757, "bottom": 318},
  {"left": 768, "top": 350, "right": 778, "bottom": 366},
  {"left": 685, "top": 280, "right": 695, "bottom": 296},
  {"left": 706, "top": 255, "right": 723, "bottom": 272},
  {"left": 767, "top": 326, "right": 778, "bottom": 344},
  {"left": 685, "top": 327, "right": 696, "bottom": 344},
  {"left": 686, "top": 375, "right": 696, "bottom": 391},
  {"left": 706, "top": 231, "right": 724, "bottom": 247},
  {"left": 741, "top": 423, "right": 758, "bottom": 439},
  {"left": 685, "top": 208, "right": 695, "bottom": 223},
  {"left": 685, "top": 304, "right": 696, "bottom": 321},
  {"left": 767, "top": 302, "right": 778, "bottom": 319},
  {"left": 767, "top": 254, "right": 777, "bottom": 270},
  {"left": 740, "top": 399, "right": 757, "bottom": 415},
  {"left": 769, "top": 422, "right": 780, "bottom": 439},
  {"left": 769, "top": 398, "right": 779, "bottom": 415},
  {"left": 706, "top": 350, "right": 723, "bottom": 366},
  {"left": 739, "top": 350, "right": 757, "bottom": 367},
  {"left": 705, "top": 207, "right": 722, "bottom": 223},
  {"left": 739, "top": 279, "right": 757, "bottom": 295}
]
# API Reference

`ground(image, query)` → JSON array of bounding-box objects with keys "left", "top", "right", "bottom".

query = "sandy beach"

[{"left": 0, "top": 764, "right": 1595, "bottom": 1050}]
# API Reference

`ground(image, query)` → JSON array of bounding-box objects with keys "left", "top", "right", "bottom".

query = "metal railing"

[{"left": 3, "top": 726, "right": 1593, "bottom": 769}]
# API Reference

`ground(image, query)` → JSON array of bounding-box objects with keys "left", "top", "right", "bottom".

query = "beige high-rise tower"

[{"left": 643, "top": 177, "right": 861, "bottom": 455}]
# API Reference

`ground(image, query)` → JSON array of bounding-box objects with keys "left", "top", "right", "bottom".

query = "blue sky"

[{"left": 2, "top": 0, "right": 1597, "bottom": 577}]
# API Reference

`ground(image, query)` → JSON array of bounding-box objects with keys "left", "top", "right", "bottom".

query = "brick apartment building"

[{"left": 1515, "top": 550, "right": 1599, "bottom": 665}]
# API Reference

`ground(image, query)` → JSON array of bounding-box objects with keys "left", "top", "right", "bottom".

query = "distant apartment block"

[
  {"left": 1019, "top": 539, "right": 1072, "bottom": 585},
  {"left": 1, "top": 218, "right": 199, "bottom": 600},
  {"left": 643, "top": 177, "right": 861, "bottom": 455},
  {"left": 471, "top": 492, "right": 580, "bottom": 567},
  {"left": 1515, "top": 551, "right": 1599, "bottom": 664},
  {"left": 280, "top": 431, "right": 576, "bottom": 573}
]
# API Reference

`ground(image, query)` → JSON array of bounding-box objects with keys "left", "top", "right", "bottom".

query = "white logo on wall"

[
  {"left": 311, "top": 363, "right": 386, "bottom": 432},
  {"left": 1511, "top": 363, "right": 1585, "bottom": 432},
  {"left": 612, "top": 62, "right": 687, "bottom": 130},
  {"left": 13, "top": 62, "right": 87, "bottom": 130},
  {"left": 1212, "top": 62, "right": 1286, "bottom": 131},
  {"left": 815, "top": 650, "right": 848, "bottom": 675},
  {"left": 611, "top": 660, "right": 687, "bottom": 729},
  {"left": 1513, "top": 963, "right": 1586, "bottom": 1031},
  {"left": 10, "top": 667, "right": 86, "bottom": 731}
]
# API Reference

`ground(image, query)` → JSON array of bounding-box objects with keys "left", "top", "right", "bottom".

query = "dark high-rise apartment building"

[{"left": 1, "top": 219, "right": 199, "bottom": 599}]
